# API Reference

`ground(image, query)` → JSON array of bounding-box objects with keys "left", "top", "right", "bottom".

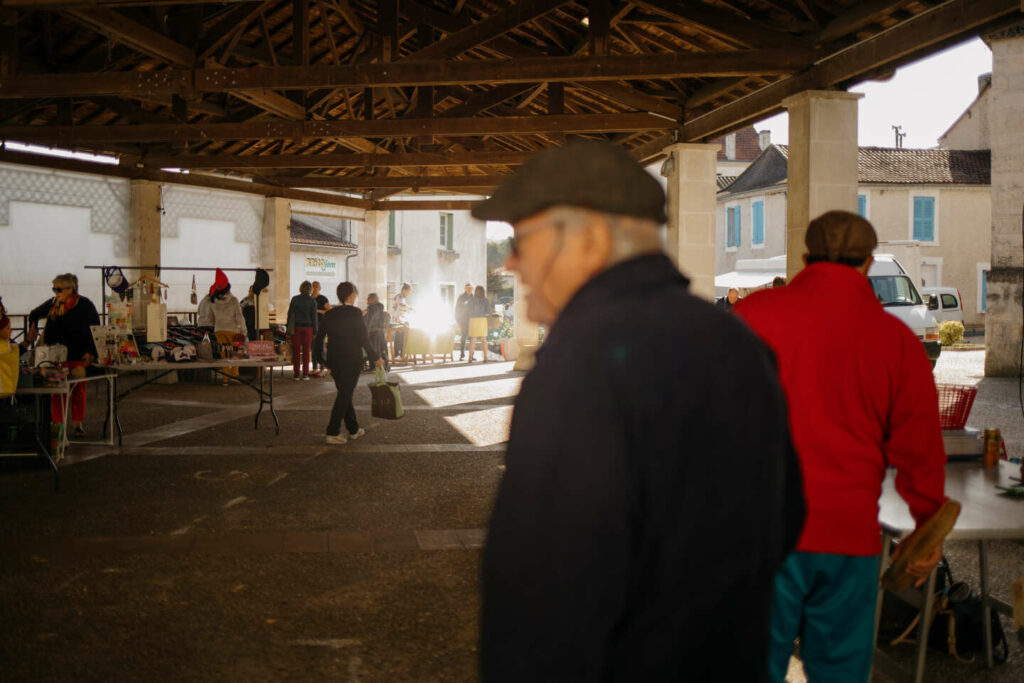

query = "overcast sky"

[{"left": 487, "top": 38, "right": 994, "bottom": 241}]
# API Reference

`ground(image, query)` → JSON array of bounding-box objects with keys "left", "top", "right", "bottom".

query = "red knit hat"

[{"left": 209, "top": 268, "right": 230, "bottom": 296}]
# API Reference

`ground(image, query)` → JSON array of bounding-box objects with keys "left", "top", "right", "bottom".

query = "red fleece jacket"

[{"left": 735, "top": 263, "right": 946, "bottom": 556}]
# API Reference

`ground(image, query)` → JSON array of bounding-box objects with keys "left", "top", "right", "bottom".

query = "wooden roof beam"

[
  {"left": 273, "top": 173, "right": 507, "bottom": 188},
  {"left": 632, "top": 0, "right": 811, "bottom": 50},
  {"left": 682, "top": 0, "right": 1021, "bottom": 141},
  {"left": 141, "top": 149, "right": 533, "bottom": 169},
  {"left": 404, "top": 0, "right": 575, "bottom": 62},
  {"left": 0, "top": 113, "right": 678, "bottom": 144},
  {"left": 0, "top": 147, "right": 371, "bottom": 209},
  {"left": 0, "top": 50, "right": 813, "bottom": 98},
  {"left": 813, "top": 0, "right": 916, "bottom": 45},
  {"left": 64, "top": 8, "right": 195, "bottom": 66}
]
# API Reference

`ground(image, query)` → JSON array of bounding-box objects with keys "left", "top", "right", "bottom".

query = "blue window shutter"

[
  {"left": 733, "top": 207, "right": 741, "bottom": 246},
  {"left": 727, "top": 208, "right": 736, "bottom": 246},
  {"left": 857, "top": 194, "right": 867, "bottom": 218},
  {"left": 753, "top": 201, "right": 764, "bottom": 244},
  {"left": 913, "top": 197, "right": 935, "bottom": 241},
  {"left": 982, "top": 270, "right": 988, "bottom": 312},
  {"left": 388, "top": 212, "right": 396, "bottom": 245}
]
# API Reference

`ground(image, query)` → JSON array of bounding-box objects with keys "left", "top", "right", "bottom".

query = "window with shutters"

[
  {"left": 752, "top": 200, "right": 764, "bottom": 247},
  {"left": 978, "top": 264, "right": 990, "bottom": 313},
  {"left": 439, "top": 213, "right": 454, "bottom": 248},
  {"left": 857, "top": 194, "right": 868, "bottom": 218},
  {"left": 726, "top": 206, "right": 740, "bottom": 250},
  {"left": 911, "top": 195, "right": 937, "bottom": 243},
  {"left": 388, "top": 211, "right": 396, "bottom": 246}
]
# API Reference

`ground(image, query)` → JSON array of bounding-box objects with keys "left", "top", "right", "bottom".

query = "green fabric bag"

[{"left": 369, "top": 367, "right": 403, "bottom": 419}]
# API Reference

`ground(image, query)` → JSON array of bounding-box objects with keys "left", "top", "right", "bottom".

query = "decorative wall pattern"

[
  {"left": 162, "top": 185, "right": 264, "bottom": 261},
  {"left": 0, "top": 165, "right": 130, "bottom": 255}
]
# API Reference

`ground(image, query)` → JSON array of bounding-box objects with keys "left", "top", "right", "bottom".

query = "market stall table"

[
  {"left": 103, "top": 358, "right": 287, "bottom": 443},
  {"left": 5, "top": 371, "right": 117, "bottom": 489},
  {"left": 875, "top": 461, "right": 1024, "bottom": 682}
]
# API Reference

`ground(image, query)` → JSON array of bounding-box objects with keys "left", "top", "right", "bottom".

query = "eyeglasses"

[
  {"left": 508, "top": 221, "right": 565, "bottom": 258},
  {"left": 52, "top": 287, "right": 67, "bottom": 293}
]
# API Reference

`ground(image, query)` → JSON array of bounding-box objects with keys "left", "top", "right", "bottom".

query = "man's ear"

[{"left": 583, "top": 216, "right": 614, "bottom": 270}]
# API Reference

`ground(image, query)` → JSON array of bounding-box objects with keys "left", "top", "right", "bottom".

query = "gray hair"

[
  {"left": 53, "top": 273, "right": 78, "bottom": 292},
  {"left": 546, "top": 206, "right": 662, "bottom": 265}
]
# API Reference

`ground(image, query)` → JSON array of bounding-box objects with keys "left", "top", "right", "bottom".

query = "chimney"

[
  {"left": 724, "top": 134, "right": 736, "bottom": 160},
  {"left": 758, "top": 130, "right": 771, "bottom": 150},
  {"left": 978, "top": 72, "right": 992, "bottom": 93}
]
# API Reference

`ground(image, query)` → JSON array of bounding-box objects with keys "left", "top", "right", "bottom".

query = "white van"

[
  {"left": 868, "top": 254, "right": 941, "bottom": 365},
  {"left": 921, "top": 286, "right": 965, "bottom": 325}
]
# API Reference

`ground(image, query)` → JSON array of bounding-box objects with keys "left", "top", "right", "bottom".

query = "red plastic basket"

[{"left": 935, "top": 383, "right": 978, "bottom": 430}]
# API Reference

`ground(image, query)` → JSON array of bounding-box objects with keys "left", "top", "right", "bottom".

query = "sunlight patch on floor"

[
  {"left": 443, "top": 406, "right": 514, "bottom": 447},
  {"left": 413, "top": 377, "right": 523, "bottom": 408},
  {"left": 393, "top": 361, "right": 515, "bottom": 386}
]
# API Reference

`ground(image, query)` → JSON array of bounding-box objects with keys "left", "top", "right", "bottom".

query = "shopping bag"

[
  {"left": 468, "top": 317, "right": 488, "bottom": 338},
  {"left": 0, "top": 340, "right": 18, "bottom": 398},
  {"left": 368, "top": 367, "right": 403, "bottom": 419}
]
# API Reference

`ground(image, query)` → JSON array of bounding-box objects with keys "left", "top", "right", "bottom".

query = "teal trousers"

[{"left": 768, "top": 551, "right": 881, "bottom": 683}]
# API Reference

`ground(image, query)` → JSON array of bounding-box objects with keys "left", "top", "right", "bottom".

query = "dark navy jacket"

[
  {"left": 313, "top": 304, "right": 378, "bottom": 371},
  {"left": 481, "top": 253, "right": 804, "bottom": 682}
]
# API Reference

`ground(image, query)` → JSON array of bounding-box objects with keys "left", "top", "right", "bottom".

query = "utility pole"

[{"left": 892, "top": 125, "right": 906, "bottom": 148}]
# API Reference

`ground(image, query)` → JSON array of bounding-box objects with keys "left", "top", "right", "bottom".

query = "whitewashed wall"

[
  {"left": 288, "top": 247, "right": 354, "bottom": 305},
  {"left": 0, "top": 164, "right": 129, "bottom": 315},
  {"left": 385, "top": 209, "right": 487, "bottom": 316}
]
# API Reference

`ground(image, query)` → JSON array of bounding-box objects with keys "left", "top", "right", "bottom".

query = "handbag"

[
  {"left": 887, "top": 559, "right": 1009, "bottom": 664},
  {"left": 368, "top": 367, "right": 403, "bottom": 419}
]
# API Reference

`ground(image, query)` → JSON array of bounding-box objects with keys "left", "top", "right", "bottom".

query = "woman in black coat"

[
  {"left": 26, "top": 273, "right": 100, "bottom": 435},
  {"left": 313, "top": 282, "right": 383, "bottom": 445}
]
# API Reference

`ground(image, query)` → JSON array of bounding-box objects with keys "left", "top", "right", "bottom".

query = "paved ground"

[{"left": 1, "top": 351, "right": 1021, "bottom": 681}]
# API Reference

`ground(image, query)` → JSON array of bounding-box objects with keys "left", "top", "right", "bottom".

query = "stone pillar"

[
  {"left": 985, "top": 30, "right": 1024, "bottom": 377},
  {"left": 663, "top": 142, "right": 719, "bottom": 300},
  {"left": 128, "top": 180, "right": 162, "bottom": 277},
  {"left": 782, "top": 90, "right": 863, "bottom": 279},
  {"left": 511, "top": 272, "right": 540, "bottom": 371},
  {"left": 261, "top": 196, "right": 291, "bottom": 320},
  {"left": 358, "top": 210, "right": 389, "bottom": 301}
]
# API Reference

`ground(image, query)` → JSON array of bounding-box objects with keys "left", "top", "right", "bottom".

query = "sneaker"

[
  {"left": 293, "top": 376, "right": 301, "bottom": 382},
  {"left": 302, "top": 376, "right": 311, "bottom": 381},
  {"left": 74, "top": 426, "right": 86, "bottom": 437},
  {"left": 325, "top": 434, "right": 347, "bottom": 445},
  {"left": 348, "top": 428, "right": 366, "bottom": 441}
]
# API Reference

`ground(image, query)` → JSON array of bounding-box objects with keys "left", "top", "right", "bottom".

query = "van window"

[
  {"left": 869, "top": 275, "right": 923, "bottom": 306},
  {"left": 941, "top": 293, "right": 958, "bottom": 309}
]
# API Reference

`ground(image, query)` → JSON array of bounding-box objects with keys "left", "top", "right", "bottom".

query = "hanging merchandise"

[
  {"left": 191, "top": 274, "right": 198, "bottom": 305},
  {"left": 104, "top": 266, "right": 130, "bottom": 299}
]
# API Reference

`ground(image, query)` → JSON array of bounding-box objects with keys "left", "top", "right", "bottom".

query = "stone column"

[
  {"left": 663, "top": 142, "right": 719, "bottom": 300},
  {"left": 782, "top": 90, "right": 863, "bottom": 279},
  {"left": 985, "top": 30, "right": 1024, "bottom": 377},
  {"left": 261, "top": 196, "right": 291, "bottom": 320},
  {"left": 358, "top": 210, "right": 389, "bottom": 301},
  {"left": 511, "top": 272, "right": 540, "bottom": 371},
  {"left": 128, "top": 180, "right": 162, "bottom": 277}
]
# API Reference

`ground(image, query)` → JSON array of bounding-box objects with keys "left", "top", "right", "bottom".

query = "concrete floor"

[{"left": 1, "top": 352, "right": 1022, "bottom": 681}]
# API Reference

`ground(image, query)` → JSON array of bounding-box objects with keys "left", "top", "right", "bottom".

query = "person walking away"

[
  {"left": 392, "top": 283, "right": 412, "bottom": 360},
  {"left": 734, "top": 211, "right": 946, "bottom": 683},
  {"left": 454, "top": 282, "right": 474, "bottom": 361},
  {"left": 465, "top": 286, "right": 492, "bottom": 363},
  {"left": 209, "top": 268, "right": 247, "bottom": 385},
  {"left": 287, "top": 281, "right": 318, "bottom": 381},
  {"left": 313, "top": 282, "right": 383, "bottom": 444},
  {"left": 471, "top": 141, "right": 804, "bottom": 681},
  {"left": 365, "top": 293, "right": 390, "bottom": 372},
  {"left": 311, "top": 281, "right": 330, "bottom": 376},
  {"left": 25, "top": 274, "right": 100, "bottom": 437}
]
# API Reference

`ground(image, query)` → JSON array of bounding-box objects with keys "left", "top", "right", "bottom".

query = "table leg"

[
  {"left": 114, "top": 375, "right": 123, "bottom": 447},
  {"left": 268, "top": 368, "right": 279, "bottom": 435},
  {"left": 979, "top": 539, "right": 993, "bottom": 667},
  {"left": 912, "top": 568, "right": 937, "bottom": 683}
]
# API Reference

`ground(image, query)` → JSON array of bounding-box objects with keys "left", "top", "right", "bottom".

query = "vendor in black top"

[
  {"left": 313, "top": 282, "right": 383, "bottom": 445},
  {"left": 26, "top": 273, "right": 100, "bottom": 436}
]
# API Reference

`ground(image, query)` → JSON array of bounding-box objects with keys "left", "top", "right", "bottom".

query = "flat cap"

[
  {"left": 471, "top": 141, "right": 667, "bottom": 224},
  {"left": 805, "top": 210, "right": 877, "bottom": 262}
]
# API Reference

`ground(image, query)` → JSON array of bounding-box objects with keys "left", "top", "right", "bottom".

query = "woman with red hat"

[{"left": 208, "top": 269, "right": 246, "bottom": 384}]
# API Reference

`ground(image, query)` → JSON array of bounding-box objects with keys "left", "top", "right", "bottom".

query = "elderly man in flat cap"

[
  {"left": 735, "top": 211, "right": 946, "bottom": 682},
  {"left": 473, "top": 141, "right": 805, "bottom": 681}
]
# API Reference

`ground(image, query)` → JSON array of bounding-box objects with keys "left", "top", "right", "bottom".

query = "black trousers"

[
  {"left": 369, "top": 330, "right": 389, "bottom": 370},
  {"left": 393, "top": 326, "right": 407, "bottom": 357},
  {"left": 458, "top": 324, "right": 469, "bottom": 357},
  {"left": 326, "top": 364, "right": 361, "bottom": 436}
]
